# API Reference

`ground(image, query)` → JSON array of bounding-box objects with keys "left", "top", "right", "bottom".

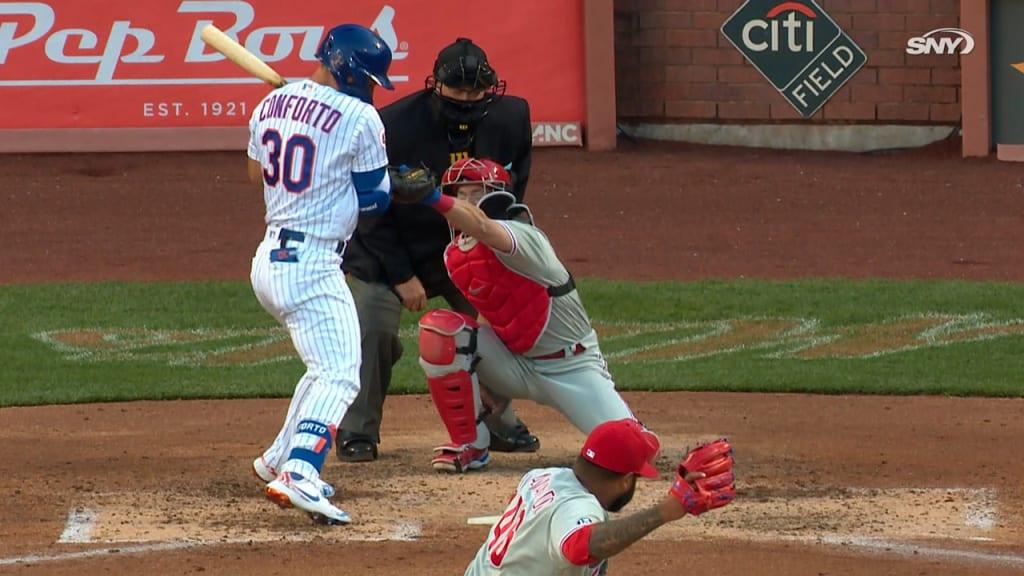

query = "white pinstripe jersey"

[
  {"left": 465, "top": 468, "right": 609, "bottom": 576},
  {"left": 247, "top": 79, "right": 388, "bottom": 242}
]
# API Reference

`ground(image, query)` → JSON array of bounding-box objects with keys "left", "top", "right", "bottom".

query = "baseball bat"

[{"left": 199, "top": 24, "right": 286, "bottom": 87}]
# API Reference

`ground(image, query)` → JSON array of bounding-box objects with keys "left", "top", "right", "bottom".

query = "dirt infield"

[{"left": 2, "top": 136, "right": 1023, "bottom": 575}]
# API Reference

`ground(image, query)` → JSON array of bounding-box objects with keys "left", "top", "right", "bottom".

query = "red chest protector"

[{"left": 445, "top": 237, "right": 550, "bottom": 354}]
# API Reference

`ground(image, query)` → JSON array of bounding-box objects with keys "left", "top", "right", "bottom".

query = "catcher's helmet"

[
  {"left": 441, "top": 157, "right": 511, "bottom": 192},
  {"left": 316, "top": 24, "right": 394, "bottom": 104}
]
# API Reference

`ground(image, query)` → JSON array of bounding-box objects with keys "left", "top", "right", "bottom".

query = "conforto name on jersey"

[{"left": 258, "top": 92, "right": 344, "bottom": 133}]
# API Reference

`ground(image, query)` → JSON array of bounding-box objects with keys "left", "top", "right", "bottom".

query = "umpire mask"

[{"left": 427, "top": 38, "right": 506, "bottom": 139}]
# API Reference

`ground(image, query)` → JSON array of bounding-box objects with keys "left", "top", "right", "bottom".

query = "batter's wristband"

[{"left": 429, "top": 194, "right": 456, "bottom": 214}]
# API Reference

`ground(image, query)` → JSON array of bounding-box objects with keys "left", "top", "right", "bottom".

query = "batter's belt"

[{"left": 267, "top": 227, "right": 346, "bottom": 255}]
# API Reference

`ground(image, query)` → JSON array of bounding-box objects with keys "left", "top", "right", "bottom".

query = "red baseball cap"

[{"left": 580, "top": 419, "right": 660, "bottom": 478}]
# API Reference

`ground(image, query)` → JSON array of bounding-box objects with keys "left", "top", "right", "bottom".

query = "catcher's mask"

[
  {"left": 442, "top": 158, "right": 533, "bottom": 225},
  {"left": 317, "top": 24, "right": 394, "bottom": 104},
  {"left": 426, "top": 38, "right": 507, "bottom": 144}
]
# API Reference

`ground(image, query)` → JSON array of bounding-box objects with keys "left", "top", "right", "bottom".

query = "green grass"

[{"left": 1, "top": 278, "right": 1022, "bottom": 407}]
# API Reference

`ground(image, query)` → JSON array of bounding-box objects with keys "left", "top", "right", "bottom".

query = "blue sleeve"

[{"left": 352, "top": 166, "right": 391, "bottom": 216}]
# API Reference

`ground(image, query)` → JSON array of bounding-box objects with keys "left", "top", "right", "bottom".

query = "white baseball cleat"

[
  {"left": 266, "top": 471, "right": 351, "bottom": 525},
  {"left": 252, "top": 456, "right": 336, "bottom": 499}
]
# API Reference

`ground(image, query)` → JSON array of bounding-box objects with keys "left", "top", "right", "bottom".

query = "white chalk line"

[
  {"left": 1, "top": 517, "right": 420, "bottom": 566},
  {"left": 1, "top": 540, "right": 210, "bottom": 566},
  {"left": 57, "top": 508, "right": 96, "bottom": 543},
  {"left": 963, "top": 488, "right": 997, "bottom": 530},
  {"left": 816, "top": 535, "right": 1024, "bottom": 567}
]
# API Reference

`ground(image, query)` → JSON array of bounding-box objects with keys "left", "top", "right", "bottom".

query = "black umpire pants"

[{"left": 339, "top": 273, "right": 522, "bottom": 446}]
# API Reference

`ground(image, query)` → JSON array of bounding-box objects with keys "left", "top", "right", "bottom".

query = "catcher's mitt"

[
  {"left": 668, "top": 437, "right": 735, "bottom": 516},
  {"left": 388, "top": 164, "right": 439, "bottom": 204}
]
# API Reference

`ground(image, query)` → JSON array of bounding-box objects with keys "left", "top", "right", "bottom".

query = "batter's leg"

[
  {"left": 278, "top": 270, "right": 362, "bottom": 480},
  {"left": 337, "top": 275, "right": 403, "bottom": 461},
  {"left": 260, "top": 371, "right": 316, "bottom": 471},
  {"left": 439, "top": 283, "right": 540, "bottom": 453}
]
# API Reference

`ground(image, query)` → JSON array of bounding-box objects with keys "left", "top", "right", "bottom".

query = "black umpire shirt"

[{"left": 343, "top": 89, "right": 532, "bottom": 292}]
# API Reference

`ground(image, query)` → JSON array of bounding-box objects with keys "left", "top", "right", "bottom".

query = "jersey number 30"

[
  {"left": 262, "top": 130, "right": 314, "bottom": 193},
  {"left": 488, "top": 495, "right": 526, "bottom": 566}
]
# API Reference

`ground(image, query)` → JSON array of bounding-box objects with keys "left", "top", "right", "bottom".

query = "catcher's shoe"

[
  {"left": 431, "top": 443, "right": 490, "bottom": 473},
  {"left": 252, "top": 456, "right": 336, "bottom": 499},
  {"left": 266, "top": 472, "right": 351, "bottom": 525},
  {"left": 488, "top": 425, "right": 541, "bottom": 453}
]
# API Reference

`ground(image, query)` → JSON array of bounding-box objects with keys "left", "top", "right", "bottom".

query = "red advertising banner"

[{"left": 0, "top": 1, "right": 584, "bottom": 143}]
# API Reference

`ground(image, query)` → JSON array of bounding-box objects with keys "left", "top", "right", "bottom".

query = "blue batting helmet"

[{"left": 316, "top": 24, "right": 394, "bottom": 104}]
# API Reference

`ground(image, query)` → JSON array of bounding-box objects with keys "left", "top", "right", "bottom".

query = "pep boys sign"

[
  {"left": 0, "top": 1, "right": 406, "bottom": 82},
  {"left": 0, "top": 0, "right": 586, "bottom": 138}
]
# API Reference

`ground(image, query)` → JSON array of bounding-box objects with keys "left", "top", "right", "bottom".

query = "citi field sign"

[{"left": 721, "top": 0, "right": 867, "bottom": 117}]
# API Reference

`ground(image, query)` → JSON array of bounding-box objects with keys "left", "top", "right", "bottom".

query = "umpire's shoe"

[
  {"left": 489, "top": 424, "right": 541, "bottom": 453},
  {"left": 336, "top": 434, "right": 378, "bottom": 463}
]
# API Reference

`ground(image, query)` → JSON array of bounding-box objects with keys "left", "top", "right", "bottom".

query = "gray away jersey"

[
  {"left": 465, "top": 468, "right": 608, "bottom": 576},
  {"left": 247, "top": 79, "right": 388, "bottom": 242},
  {"left": 491, "top": 221, "right": 592, "bottom": 355}
]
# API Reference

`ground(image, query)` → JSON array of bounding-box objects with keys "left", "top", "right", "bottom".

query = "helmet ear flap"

[
  {"left": 505, "top": 202, "right": 532, "bottom": 223},
  {"left": 477, "top": 191, "right": 517, "bottom": 220},
  {"left": 507, "top": 203, "right": 534, "bottom": 225}
]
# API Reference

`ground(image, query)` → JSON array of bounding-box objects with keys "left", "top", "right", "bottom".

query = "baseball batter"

[
  {"left": 393, "top": 158, "right": 640, "bottom": 472},
  {"left": 246, "top": 23, "right": 395, "bottom": 525},
  {"left": 464, "top": 419, "right": 736, "bottom": 575}
]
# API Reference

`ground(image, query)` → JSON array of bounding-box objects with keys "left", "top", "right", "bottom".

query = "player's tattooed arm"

[
  {"left": 587, "top": 496, "right": 688, "bottom": 560},
  {"left": 586, "top": 506, "right": 665, "bottom": 560}
]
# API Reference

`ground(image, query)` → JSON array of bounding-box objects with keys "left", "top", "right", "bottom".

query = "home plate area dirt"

[{"left": 2, "top": 138, "right": 1023, "bottom": 575}]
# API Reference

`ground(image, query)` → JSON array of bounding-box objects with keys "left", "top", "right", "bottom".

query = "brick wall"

[{"left": 614, "top": 0, "right": 962, "bottom": 124}]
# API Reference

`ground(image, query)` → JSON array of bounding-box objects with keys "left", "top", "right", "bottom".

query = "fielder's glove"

[
  {"left": 668, "top": 437, "right": 736, "bottom": 515},
  {"left": 388, "top": 164, "right": 440, "bottom": 204}
]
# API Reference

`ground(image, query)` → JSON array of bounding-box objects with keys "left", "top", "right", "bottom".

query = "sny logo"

[{"left": 906, "top": 28, "right": 975, "bottom": 55}]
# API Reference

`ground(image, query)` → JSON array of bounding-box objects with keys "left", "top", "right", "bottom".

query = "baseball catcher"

[
  {"left": 336, "top": 36, "right": 538, "bottom": 465},
  {"left": 394, "top": 157, "right": 652, "bottom": 474},
  {"left": 464, "top": 420, "right": 736, "bottom": 574}
]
